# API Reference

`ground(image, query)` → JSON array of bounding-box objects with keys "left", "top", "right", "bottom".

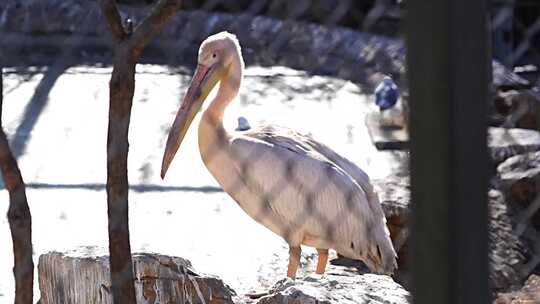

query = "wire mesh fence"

[{"left": 1, "top": 0, "right": 540, "bottom": 303}]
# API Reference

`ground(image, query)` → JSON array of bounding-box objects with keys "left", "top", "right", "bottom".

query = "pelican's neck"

[
  {"left": 199, "top": 53, "right": 243, "bottom": 158},
  {"left": 203, "top": 56, "right": 243, "bottom": 123}
]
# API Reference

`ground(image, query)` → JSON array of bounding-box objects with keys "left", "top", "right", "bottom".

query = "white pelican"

[{"left": 161, "top": 32, "right": 397, "bottom": 278}]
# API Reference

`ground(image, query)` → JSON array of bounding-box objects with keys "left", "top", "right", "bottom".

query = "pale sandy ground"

[{"left": 0, "top": 64, "right": 404, "bottom": 302}]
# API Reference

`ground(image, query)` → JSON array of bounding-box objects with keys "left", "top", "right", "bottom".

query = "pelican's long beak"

[{"left": 161, "top": 63, "right": 221, "bottom": 179}]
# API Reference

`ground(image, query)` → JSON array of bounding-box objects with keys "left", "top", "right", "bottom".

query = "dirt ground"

[{"left": 0, "top": 64, "right": 405, "bottom": 302}]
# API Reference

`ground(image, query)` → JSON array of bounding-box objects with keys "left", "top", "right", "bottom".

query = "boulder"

[
  {"left": 257, "top": 274, "right": 410, "bottom": 304},
  {"left": 374, "top": 176, "right": 410, "bottom": 272},
  {"left": 495, "top": 274, "right": 540, "bottom": 304},
  {"left": 38, "top": 247, "right": 235, "bottom": 304},
  {"left": 372, "top": 176, "right": 529, "bottom": 293},
  {"left": 497, "top": 151, "right": 540, "bottom": 209},
  {"left": 492, "top": 90, "right": 540, "bottom": 130},
  {"left": 496, "top": 152, "right": 540, "bottom": 280},
  {"left": 488, "top": 128, "right": 540, "bottom": 164},
  {"left": 376, "top": 176, "right": 410, "bottom": 222},
  {"left": 497, "top": 150, "right": 540, "bottom": 182},
  {"left": 487, "top": 190, "right": 528, "bottom": 292},
  {"left": 365, "top": 113, "right": 409, "bottom": 151}
]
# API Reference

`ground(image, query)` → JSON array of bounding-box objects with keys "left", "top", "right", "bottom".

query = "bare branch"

[
  {"left": 130, "top": 0, "right": 182, "bottom": 54},
  {"left": 98, "top": 0, "right": 127, "bottom": 41}
]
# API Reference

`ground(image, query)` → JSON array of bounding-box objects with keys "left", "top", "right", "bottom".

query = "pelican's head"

[{"left": 161, "top": 32, "right": 242, "bottom": 179}]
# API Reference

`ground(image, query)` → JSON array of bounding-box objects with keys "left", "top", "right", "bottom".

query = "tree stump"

[{"left": 38, "top": 247, "right": 235, "bottom": 304}]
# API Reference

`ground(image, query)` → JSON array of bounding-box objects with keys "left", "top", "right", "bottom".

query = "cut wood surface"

[{"left": 38, "top": 248, "right": 235, "bottom": 304}]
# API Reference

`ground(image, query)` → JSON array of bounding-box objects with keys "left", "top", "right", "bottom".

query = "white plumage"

[{"left": 161, "top": 31, "right": 397, "bottom": 278}]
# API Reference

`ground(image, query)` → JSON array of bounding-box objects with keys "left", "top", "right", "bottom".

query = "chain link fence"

[
  {"left": 492, "top": 0, "right": 540, "bottom": 86},
  {"left": 1, "top": 0, "right": 540, "bottom": 302},
  {"left": 489, "top": 3, "right": 540, "bottom": 302}
]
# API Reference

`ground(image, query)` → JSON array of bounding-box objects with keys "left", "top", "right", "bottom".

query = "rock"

[
  {"left": 365, "top": 112, "right": 409, "bottom": 151},
  {"left": 492, "top": 90, "right": 540, "bottom": 130},
  {"left": 371, "top": 176, "right": 529, "bottom": 293},
  {"left": 491, "top": 61, "right": 532, "bottom": 91},
  {"left": 374, "top": 176, "right": 410, "bottom": 272},
  {"left": 496, "top": 152, "right": 540, "bottom": 272},
  {"left": 487, "top": 190, "right": 527, "bottom": 292},
  {"left": 498, "top": 151, "right": 540, "bottom": 182},
  {"left": 257, "top": 274, "right": 410, "bottom": 304},
  {"left": 495, "top": 274, "right": 540, "bottom": 304},
  {"left": 375, "top": 176, "right": 410, "bottom": 222},
  {"left": 497, "top": 151, "right": 540, "bottom": 208},
  {"left": 38, "top": 247, "right": 235, "bottom": 304},
  {"left": 488, "top": 128, "right": 540, "bottom": 164}
]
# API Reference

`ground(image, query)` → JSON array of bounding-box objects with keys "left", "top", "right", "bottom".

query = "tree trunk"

[
  {"left": 97, "top": 0, "right": 182, "bottom": 302},
  {"left": 0, "top": 62, "right": 34, "bottom": 304},
  {"left": 106, "top": 46, "right": 138, "bottom": 304}
]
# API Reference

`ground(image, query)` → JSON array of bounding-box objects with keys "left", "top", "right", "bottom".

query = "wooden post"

[
  {"left": 406, "top": 0, "right": 491, "bottom": 303},
  {"left": 0, "top": 59, "right": 34, "bottom": 304},
  {"left": 97, "top": 0, "right": 182, "bottom": 302}
]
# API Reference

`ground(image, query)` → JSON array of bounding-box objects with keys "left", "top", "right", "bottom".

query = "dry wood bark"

[
  {"left": 0, "top": 65, "right": 34, "bottom": 303},
  {"left": 38, "top": 249, "right": 235, "bottom": 304},
  {"left": 97, "top": 0, "right": 182, "bottom": 302}
]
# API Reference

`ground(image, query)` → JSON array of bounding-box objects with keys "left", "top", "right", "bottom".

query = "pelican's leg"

[
  {"left": 316, "top": 248, "right": 329, "bottom": 275},
  {"left": 287, "top": 246, "right": 301, "bottom": 279}
]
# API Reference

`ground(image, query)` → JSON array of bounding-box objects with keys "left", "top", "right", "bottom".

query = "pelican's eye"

[{"left": 212, "top": 53, "right": 217, "bottom": 58}]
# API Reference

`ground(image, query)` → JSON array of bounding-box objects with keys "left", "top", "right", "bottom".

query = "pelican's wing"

[
  {"left": 228, "top": 127, "right": 396, "bottom": 274},
  {"left": 245, "top": 125, "right": 371, "bottom": 187},
  {"left": 244, "top": 125, "right": 383, "bottom": 218},
  {"left": 228, "top": 133, "right": 375, "bottom": 236}
]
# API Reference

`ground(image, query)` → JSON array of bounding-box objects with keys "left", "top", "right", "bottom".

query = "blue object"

[
  {"left": 374, "top": 76, "right": 399, "bottom": 111},
  {"left": 236, "top": 116, "right": 251, "bottom": 131}
]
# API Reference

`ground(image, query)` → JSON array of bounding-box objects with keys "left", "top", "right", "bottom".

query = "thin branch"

[
  {"left": 130, "top": 0, "right": 182, "bottom": 54},
  {"left": 98, "top": 0, "right": 127, "bottom": 41}
]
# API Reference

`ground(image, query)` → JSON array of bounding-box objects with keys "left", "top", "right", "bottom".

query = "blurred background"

[{"left": 0, "top": 0, "right": 539, "bottom": 303}]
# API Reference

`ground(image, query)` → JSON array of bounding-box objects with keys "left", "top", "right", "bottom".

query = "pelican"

[{"left": 161, "top": 32, "right": 397, "bottom": 279}]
